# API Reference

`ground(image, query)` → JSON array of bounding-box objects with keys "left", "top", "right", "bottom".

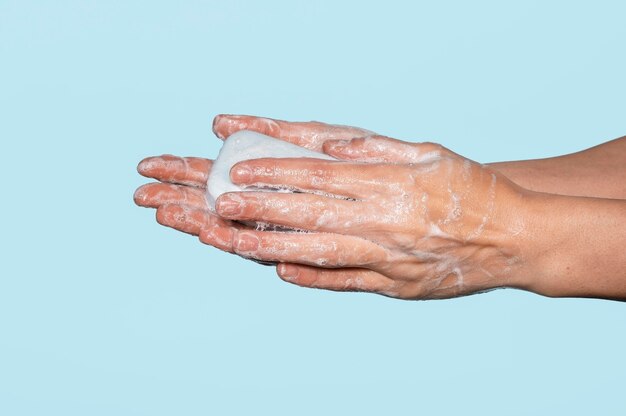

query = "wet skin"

[{"left": 134, "top": 115, "right": 626, "bottom": 300}]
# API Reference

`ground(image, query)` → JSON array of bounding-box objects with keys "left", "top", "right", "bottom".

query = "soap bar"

[{"left": 206, "top": 130, "right": 336, "bottom": 211}]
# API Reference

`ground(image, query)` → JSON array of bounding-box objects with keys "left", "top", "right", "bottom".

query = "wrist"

[
  {"left": 513, "top": 191, "right": 569, "bottom": 296},
  {"left": 516, "top": 191, "right": 626, "bottom": 299},
  {"left": 487, "top": 160, "right": 552, "bottom": 195}
]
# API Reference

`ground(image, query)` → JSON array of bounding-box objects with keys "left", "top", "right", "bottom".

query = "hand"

[
  {"left": 135, "top": 115, "right": 626, "bottom": 300},
  {"left": 213, "top": 135, "right": 534, "bottom": 299},
  {"left": 135, "top": 114, "right": 530, "bottom": 299},
  {"left": 133, "top": 114, "right": 376, "bottom": 254}
]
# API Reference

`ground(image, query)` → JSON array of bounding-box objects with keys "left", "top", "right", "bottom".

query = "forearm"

[
  {"left": 488, "top": 136, "right": 626, "bottom": 199},
  {"left": 519, "top": 192, "right": 626, "bottom": 300}
]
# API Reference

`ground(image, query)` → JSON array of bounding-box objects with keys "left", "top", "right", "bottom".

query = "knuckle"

[
  {"left": 250, "top": 197, "right": 270, "bottom": 219},
  {"left": 306, "top": 201, "right": 337, "bottom": 230},
  {"left": 350, "top": 136, "right": 369, "bottom": 147},
  {"left": 198, "top": 228, "right": 212, "bottom": 244},
  {"left": 363, "top": 134, "right": 391, "bottom": 145},
  {"left": 379, "top": 281, "right": 405, "bottom": 298},
  {"left": 418, "top": 141, "right": 443, "bottom": 152},
  {"left": 341, "top": 278, "right": 361, "bottom": 292},
  {"left": 255, "top": 117, "right": 281, "bottom": 136},
  {"left": 419, "top": 141, "right": 455, "bottom": 158},
  {"left": 309, "top": 167, "right": 333, "bottom": 186}
]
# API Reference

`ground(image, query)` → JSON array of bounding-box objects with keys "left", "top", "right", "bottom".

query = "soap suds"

[{"left": 207, "top": 130, "right": 336, "bottom": 211}]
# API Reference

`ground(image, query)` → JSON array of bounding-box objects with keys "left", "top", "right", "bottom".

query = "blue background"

[{"left": 1, "top": 1, "right": 624, "bottom": 414}]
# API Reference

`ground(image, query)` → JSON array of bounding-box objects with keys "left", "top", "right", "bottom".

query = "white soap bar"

[{"left": 206, "top": 130, "right": 336, "bottom": 211}]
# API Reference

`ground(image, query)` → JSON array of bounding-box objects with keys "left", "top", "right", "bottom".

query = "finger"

[
  {"left": 198, "top": 216, "right": 242, "bottom": 254},
  {"left": 215, "top": 192, "right": 378, "bottom": 233},
  {"left": 212, "top": 114, "right": 375, "bottom": 151},
  {"left": 156, "top": 203, "right": 242, "bottom": 255},
  {"left": 276, "top": 263, "right": 397, "bottom": 295},
  {"left": 219, "top": 229, "right": 392, "bottom": 269},
  {"left": 155, "top": 204, "right": 213, "bottom": 236},
  {"left": 134, "top": 182, "right": 209, "bottom": 210},
  {"left": 323, "top": 136, "right": 452, "bottom": 164},
  {"left": 230, "top": 158, "right": 395, "bottom": 199},
  {"left": 137, "top": 155, "right": 212, "bottom": 188}
]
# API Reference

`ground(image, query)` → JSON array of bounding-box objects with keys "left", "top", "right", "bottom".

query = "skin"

[
  {"left": 488, "top": 137, "right": 626, "bottom": 200},
  {"left": 134, "top": 114, "right": 626, "bottom": 300}
]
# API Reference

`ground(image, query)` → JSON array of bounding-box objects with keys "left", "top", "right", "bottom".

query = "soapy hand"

[
  {"left": 135, "top": 115, "right": 626, "bottom": 301},
  {"left": 133, "top": 114, "right": 381, "bottom": 262},
  {"left": 135, "top": 115, "right": 532, "bottom": 299},
  {"left": 214, "top": 136, "right": 534, "bottom": 299}
]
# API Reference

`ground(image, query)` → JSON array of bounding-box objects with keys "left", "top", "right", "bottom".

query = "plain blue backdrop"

[{"left": 1, "top": 1, "right": 624, "bottom": 414}]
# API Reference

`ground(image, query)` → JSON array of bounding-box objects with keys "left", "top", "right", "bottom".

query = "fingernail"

[
  {"left": 212, "top": 114, "right": 226, "bottom": 138},
  {"left": 279, "top": 264, "right": 299, "bottom": 280},
  {"left": 216, "top": 196, "right": 242, "bottom": 216},
  {"left": 231, "top": 165, "right": 252, "bottom": 183},
  {"left": 236, "top": 233, "right": 259, "bottom": 252}
]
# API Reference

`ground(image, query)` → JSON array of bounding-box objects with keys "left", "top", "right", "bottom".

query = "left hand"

[{"left": 133, "top": 114, "right": 378, "bottom": 261}]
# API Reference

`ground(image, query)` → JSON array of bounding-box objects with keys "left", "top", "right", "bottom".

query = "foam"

[{"left": 206, "top": 130, "right": 336, "bottom": 211}]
